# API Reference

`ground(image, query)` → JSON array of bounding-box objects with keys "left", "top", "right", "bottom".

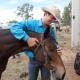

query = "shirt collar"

[
  {"left": 38, "top": 19, "right": 43, "bottom": 27},
  {"left": 38, "top": 19, "right": 51, "bottom": 28}
]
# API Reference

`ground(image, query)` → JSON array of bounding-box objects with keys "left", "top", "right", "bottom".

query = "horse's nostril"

[
  {"left": 62, "top": 72, "right": 66, "bottom": 80},
  {"left": 51, "top": 69, "right": 66, "bottom": 80}
]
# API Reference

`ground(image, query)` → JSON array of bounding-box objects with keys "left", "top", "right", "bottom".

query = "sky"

[{"left": 0, "top": 0, "right": 70, "bottom": 23}]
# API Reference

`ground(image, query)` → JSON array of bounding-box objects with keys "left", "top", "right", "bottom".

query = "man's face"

[{"left": 44, "top": 12, "right": 56, "bottom": 25}]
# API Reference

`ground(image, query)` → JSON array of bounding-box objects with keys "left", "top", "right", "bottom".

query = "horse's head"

[{"left": 34, "top": 26, "right": 66, "bottom": 80}]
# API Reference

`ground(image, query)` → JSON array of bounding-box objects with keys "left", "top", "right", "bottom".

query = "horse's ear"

[{"left": 43, "top": 26, "right": 50, "bottom": 39}]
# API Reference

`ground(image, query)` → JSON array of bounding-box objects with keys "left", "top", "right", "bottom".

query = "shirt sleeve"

[
  {"left": 10, "top": 20, "right": 32, "bottom": 42},
  {"left": 51, "top": 27, "right": 59, "bottom": 46}
]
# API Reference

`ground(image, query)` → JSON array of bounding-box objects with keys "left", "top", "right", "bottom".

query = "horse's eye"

[{"left": 48, "top": 46, "right": 54, "bottom": 51}]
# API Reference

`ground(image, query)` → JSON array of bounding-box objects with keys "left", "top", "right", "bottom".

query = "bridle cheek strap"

[{"left": 34, "top": 38, "right": 56, "bottom": 70}]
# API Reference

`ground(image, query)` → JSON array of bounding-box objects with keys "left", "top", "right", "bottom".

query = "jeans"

[{"left": 28, "top": 58, "right": 51, "bottom": 80}]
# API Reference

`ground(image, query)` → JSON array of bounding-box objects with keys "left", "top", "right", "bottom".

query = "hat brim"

[{"left": 41, "top": 7, "right": 61, "bottom": 24}]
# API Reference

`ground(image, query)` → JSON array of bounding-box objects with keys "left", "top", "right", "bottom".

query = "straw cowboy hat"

[{"left": 41, "top": 5, "right": 61, "bottom": 23}]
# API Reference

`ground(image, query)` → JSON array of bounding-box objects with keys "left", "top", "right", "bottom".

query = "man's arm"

[
  {"left": 10, "top": 21, "right": 39, "bottom": 47},
  {"left": 51, "top": 27, "right": 62, "bottom": 55}
]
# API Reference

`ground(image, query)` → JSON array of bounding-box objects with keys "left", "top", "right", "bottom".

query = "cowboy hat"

[{"left": 41, "top": 5, "right": 61, "bottom": 23}]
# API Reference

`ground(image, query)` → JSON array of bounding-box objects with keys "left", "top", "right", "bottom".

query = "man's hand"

[
  {"left": 56, "top": 45, "right": 62, "bottom": 55},
  {"left": 27, "top": 37, "right": 39, "bottom": 47}
]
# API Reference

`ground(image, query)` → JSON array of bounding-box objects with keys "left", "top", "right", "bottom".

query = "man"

[{"left": 10, "top": 5, "right": 62, "bottom": 80}]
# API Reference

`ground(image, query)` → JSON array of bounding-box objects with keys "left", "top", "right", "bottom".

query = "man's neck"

[{"left": 42, "top": 18, "right": 48, "bottom": 28}]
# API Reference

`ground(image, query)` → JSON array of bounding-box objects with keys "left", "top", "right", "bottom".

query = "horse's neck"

[
  {"left": 11, "top": 30, "right": 42, "bottom": 54},
  {"left": 26, "top": 30, "right": 42, "bottom": 40},
  {"left": 0, "top": 29, "right": 42, "bottom": 58}
]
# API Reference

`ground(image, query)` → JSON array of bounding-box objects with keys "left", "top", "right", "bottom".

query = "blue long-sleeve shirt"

[{"left": 10, "top": 19, "right": 59, "bottom": 58}]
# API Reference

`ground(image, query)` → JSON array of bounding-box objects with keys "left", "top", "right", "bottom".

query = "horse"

[{"left": 0, "top": 26, "right": 66, "bottom": 80}]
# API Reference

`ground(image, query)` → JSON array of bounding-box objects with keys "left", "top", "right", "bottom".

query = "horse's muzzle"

[{"left": 50, "top": 68, "right": 66, "bottom": 80}]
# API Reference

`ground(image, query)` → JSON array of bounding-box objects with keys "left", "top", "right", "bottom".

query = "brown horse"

[{"left": 0, "top": 26, "right": 66, "bottom": 80}]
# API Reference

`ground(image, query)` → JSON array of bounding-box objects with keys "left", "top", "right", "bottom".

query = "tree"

[
  {"left": 15, "top": 3, "right": 33, "bottom": 20},
  {"left": 61, "top": 4, "right": 71, "bottom": 26},
  {"left": 7, "top": 20, "right": 18, "bottom": 28},
  {"left": 8, "top": 20, "right": 18, "bottom": 23}
]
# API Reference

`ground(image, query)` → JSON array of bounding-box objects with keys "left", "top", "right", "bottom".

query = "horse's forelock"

[{"left": 43, "top": 26, "right": 51, "bottom": 39}]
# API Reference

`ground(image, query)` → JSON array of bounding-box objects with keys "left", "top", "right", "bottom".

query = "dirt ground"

[{"left": 1, "top": 30, "right": 80, "bottom": 80}]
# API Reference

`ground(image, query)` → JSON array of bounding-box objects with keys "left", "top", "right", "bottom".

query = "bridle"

[
  {"left": 34, "top": 35, "right": 56, "bottom": 71},
  {"left": 34, "top": 37, "right": 48, "bottom": 61}
]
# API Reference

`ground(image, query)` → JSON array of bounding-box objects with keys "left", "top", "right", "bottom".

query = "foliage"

[
  {"left": 0, "top": 23, "right": 3, "bottom": 29},
  {"left": 15, "top": 3, "right": 34, "bottom": 20},
  {"left": 8, "top": 20, "right": 18, "bottom": 23},
  {"left": 61, "top": 3, "right": 71, "bottom": 26},
  {"left": 6, "top": 20, "right": 18, "bottom": 28}
]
